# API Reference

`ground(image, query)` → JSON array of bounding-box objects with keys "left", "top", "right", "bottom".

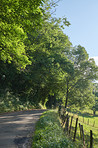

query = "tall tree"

[
  {"left": 64, "top": 45, "right": 98, "bottom": 108},
  {"left": 19, "top": 17, "right": 73, "bottom": 105}
]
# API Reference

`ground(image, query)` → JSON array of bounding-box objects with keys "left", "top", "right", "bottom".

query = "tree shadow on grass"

[
  {"left": 78, "top": 111, "right": 98, "bottom": 118},
  {"left": 78, "top": 112, "right": 94, "bottom": 118},
  {"left": 68, "top": 109, "right": 98, "bottom": 118}
]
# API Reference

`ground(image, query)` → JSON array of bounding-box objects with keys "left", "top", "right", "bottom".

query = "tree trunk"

[
  {"left": 93, "top": 110, "right": 96, "bottom": 116},
  {"left": 65, "top": 79, "right": 69, "bottom": 109}
]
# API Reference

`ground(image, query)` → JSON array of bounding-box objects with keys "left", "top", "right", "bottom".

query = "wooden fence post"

[
  {"left": 81, "top": 125, "right": 85, "bottom": 146},
  {"left": 90, "top": 130, "right": 93, "bottom": 148},
  {"left": 83, "top": 117, "right": 84, "bottom": 123},
  {"left": 93, "top": 121, "right": 95, "bottom": 127},
  {"left": 88, "top": 119, "right": 89, "bottom": 125},
  {"left": 69, "top": 116, "right": 73, "bottom": 135},
  {"left": 64, "top": 114, "right": 69, "bottom": 133},
  {"left": 79, "top": 123, "right": 82, "bottom": 139},
  {"left": 73, "top": 118, "right": 78, "bottom": 141}
]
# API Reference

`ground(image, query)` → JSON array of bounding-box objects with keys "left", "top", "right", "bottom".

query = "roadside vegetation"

[
  {"left": 0, "top": 90, "right": 45, "bottom": 113},
  {"left": 32, "top": 110, "right": 77, "bottom": 148}
]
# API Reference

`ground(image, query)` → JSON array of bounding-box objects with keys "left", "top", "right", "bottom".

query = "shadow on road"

[{"left": 0, "top": 109, "right": 47, "bottom": 148}]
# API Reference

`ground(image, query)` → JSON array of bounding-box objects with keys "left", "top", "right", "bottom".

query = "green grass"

[
  {"left": 67, "top": 109, "right": 98, "bottom": 148},
  {"left": 32, "top": 110, "right": 77, "bottom": 148}
]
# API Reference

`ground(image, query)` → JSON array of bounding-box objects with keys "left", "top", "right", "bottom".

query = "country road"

[{"left": 0, "top": 109, "right": 46, "bottom": 148}]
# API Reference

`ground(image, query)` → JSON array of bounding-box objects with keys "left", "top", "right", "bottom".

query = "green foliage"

[
  {"left": 64, "top": 45, "right": 97, "bottom": 108},
  {"left": 0, "top": 0, "right": 44, "bottom": 68},
  {"left": 32, "top": 110, "right": 76, "bottom": 148},
  {"left": 91, "top": 83, "right": 98, "bottom": 115},
  {"left": 92, "top": 98, "right": 98, "bottom": 114},
  {"left": 18, "top": 9, "right": 73, "bottom": 105},
  {"left": 93, "top": 83, "right": 98, "bottom": 97},
  {"left": 0, "top": 89, "right": 34, "bottom": 113}
]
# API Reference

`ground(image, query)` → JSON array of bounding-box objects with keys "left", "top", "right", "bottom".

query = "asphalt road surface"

[{"left": 0, "top": 109, "right": 46, "bottom": 148}]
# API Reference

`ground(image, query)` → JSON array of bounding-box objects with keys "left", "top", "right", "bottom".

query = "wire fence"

[
  {"left": 67, "top": 111, "right": 98, "bottom": 129},
  {"left": 58, "top": 106, "right": 94, "bottom": 148}
]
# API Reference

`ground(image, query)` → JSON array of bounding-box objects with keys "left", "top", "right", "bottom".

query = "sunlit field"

[{"left": 67, "top": 109, "right": 98, "bottom": 148}]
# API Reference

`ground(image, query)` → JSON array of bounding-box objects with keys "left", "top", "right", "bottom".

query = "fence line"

[
  {"left": 59, "top": 107, "right": 93, "bottom": 148},
  {"left": 67, "top": 111, "right": 98, "bottom": 128}
]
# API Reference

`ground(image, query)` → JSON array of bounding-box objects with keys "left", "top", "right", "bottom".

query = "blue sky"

[{"left": 55, "top": 0, "right": 98, "bottom": 65}]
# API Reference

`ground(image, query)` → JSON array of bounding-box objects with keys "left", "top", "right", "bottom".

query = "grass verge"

[{"left": 32, "top": 110, "right": 76, "bottom": 148}]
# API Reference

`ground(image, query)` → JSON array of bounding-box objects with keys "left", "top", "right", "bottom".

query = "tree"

[
  {"left": 0, "top": 0, "right": 45, "bottom": 110},
  {"left": 22, "top": 17, "right": 73, "bottom": 105},
  {"left": 0, "top": 0, "right": 44, "bottom": 68},
  {"left": 64, "top": 45, "right": 98, "bottom": 109}
]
